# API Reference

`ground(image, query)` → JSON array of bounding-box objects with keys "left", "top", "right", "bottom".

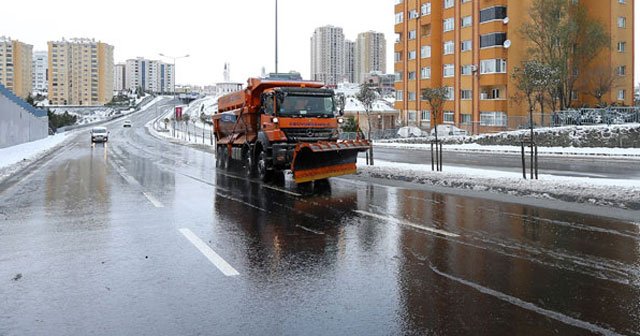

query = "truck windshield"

[{"left": 278, "top": 95, "right": 335, "bottom": 117}]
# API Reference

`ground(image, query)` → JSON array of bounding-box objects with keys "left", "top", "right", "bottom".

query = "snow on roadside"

[
  {"left": 375, "top": 142, "right": 640, "bottom": 158},
  {"left": 357, "top": 159, "right": 640, "bottom": 210},
  {"left": 0, "top": 132, "right": 74, "bottom": 183}
]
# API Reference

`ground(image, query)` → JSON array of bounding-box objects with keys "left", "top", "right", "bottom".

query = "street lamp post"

[{"left": 159, "top": 53, "right": 189, "bottom": 137}]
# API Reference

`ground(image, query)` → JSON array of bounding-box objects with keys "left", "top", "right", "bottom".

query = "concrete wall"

[{"left": 0, "top": 94, "right": 48, "bottom": 148}]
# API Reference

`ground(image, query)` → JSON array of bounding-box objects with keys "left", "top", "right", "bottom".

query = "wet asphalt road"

[{"left": 1, "top": 100, "right": 639, "bottom": 335}]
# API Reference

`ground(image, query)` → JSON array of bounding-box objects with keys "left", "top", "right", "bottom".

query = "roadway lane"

[
  {"left": 372, "top": 146, "right": 640, "bottom": 180},
  {"left": 0, "top": 100, "right": 638, "bottom": 335}
]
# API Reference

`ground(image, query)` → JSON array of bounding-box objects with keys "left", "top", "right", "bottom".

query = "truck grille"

[{"left": 283, "top": 128, "right": 336, "bottom": 142}]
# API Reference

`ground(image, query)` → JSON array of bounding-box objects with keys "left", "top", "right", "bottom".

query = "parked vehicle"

[
  {"left": 123, "top": 120, "right": 132, "bottom": 127},
  {"left": 430, "top": 125, "right": 468, "bottom": 137},
  {"left": 396, "top": 126, "right": 424, "bottom": 138},
  {"left": 213, "top": 75, "right": 370, "bottom": 183},
  {"left": 90, "top": 127, "right": 109, "bottom": 143}
]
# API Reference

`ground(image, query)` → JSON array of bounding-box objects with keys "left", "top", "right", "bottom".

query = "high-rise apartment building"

[
  {"left": 355, "top": 31, "right": 387, "bottom": 84},
  {"left": 0, "top": 36, "right": 33, "bottom": 98},
  {"left": 394, "top": 0, "right": 634, "bottom": 133},
  {"left": 48, "top": 38, "right": 114, "bottom": 105},
  {"left": 344, "top": 40, "right": 356, "bottom": 84},
  {"left": 32, "top": 51, "right": 48, "bottom": 93},
  {"left": 311, "top": 25, "right": 346, "bottom": 86},
  {"left": 125, "top": 58, "right": 174, "bottom": 93},
  {"left": 114, "top": 63, "right": 125, "bottom": 93}
]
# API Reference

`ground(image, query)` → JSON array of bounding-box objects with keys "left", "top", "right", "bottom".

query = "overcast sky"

[{"left": 1, "top": 0, "right": 638, "bottom": 87}]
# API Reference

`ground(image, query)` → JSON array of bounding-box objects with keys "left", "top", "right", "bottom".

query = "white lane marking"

[
  {"left": 262, "top": 184, "right": 302, "bottom": 197},
  {"left": 142, "top": 192, "right": 164, "bottom": 208},
  {"left": 179, "top": 228, "right": 239, "bottom": 277},
  {"left": 354, "top": 210, "right": 460, "bottom": 238},
  {"left": 429, "top": 265, "right": 624, "bottom": 336},
  {"left": 296, "top": 225, "right": 325, "bottom": 235}
]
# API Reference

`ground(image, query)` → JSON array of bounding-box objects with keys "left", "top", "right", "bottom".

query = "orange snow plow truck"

[{"left": 213, "top": 76, "right": 370, "bottom": 183}]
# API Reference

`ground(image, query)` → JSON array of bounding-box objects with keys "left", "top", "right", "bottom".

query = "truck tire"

[
  {"left": 216, "top": 146, "right": 228, "bottom": 169},
  {"left": 257, "top": 149, "right": 273, "bottom": 182}
]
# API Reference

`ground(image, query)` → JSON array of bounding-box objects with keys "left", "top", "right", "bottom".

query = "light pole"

[{"left": 159, "top": 53, "right": 189, "bottom": 137}]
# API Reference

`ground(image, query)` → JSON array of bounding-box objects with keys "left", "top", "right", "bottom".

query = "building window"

[
  {"left": 408, "top": 30, "right": 417, "bottom": 40},
  {"left": 421, "top": 66, "right": 431, "bottom": 79},
  {"left": 421, "top": 45, "right": 431, "bottom": 58},
  {"left": 443, "top": 18, "right": 455, "bottom": 32},
  {"left": 395, "top": 12, "right": 404, "bottom": 24},
  {"left": 394, "top": 52, "right": 402, "bottom": 62},
  {"left": 480, "top": 59, "right": 507, "bottom": 74},
  {"left": 421, "top": 110, "right": 431, "bottom": 121},
  {"left": 445, "top": 87, "right": 455, "bottom": 100},
  {"left": 408, "top": 71, "right": 417, "bottom": 80},
  {"left": 618, "top": 90, "right": 626, "bottom": 100},
  {"left": 444, "top": 0, "right": 454, "bottom": 8},
  {"left": 618, "top": 17, "right": 626, "bottom": 28},
  {"left": 480, "top": 112, "right": 507, "bottom": 126},
  {"left": 395, "top": 72, "right": 403, "bottom": 82},
  {"left": 408, "top": 111, "right": 417, "bottom": 121},
  {"left": 443, "top": 64, "right": 455, "bottom": 77},
  {"left": 443, "top": 111, "right": 455, "bottom": 123},
  {"left": 396, "top": 90, "right": 403, "bottom": 101},
  {"left": 460, "top": 89, "right": 472, "bottom": 100},
  {"left": 460, "top": 114, "right": 472, "bottom": 125},
  {"left": 480, "top": 32, "right": 507, "bottom": 48},
  {"left": 461, "top": 65, "right": 473, "bottom": 75},
  {"left": 616, "top": 65, "right": 626, "bottom": 76},
  {"left": 444, "top": 41, "right": 455, "bottom": 55},
  {"left": 461, "top": 40, "right": 472, "bottom": 52},
  {"left": 408, "top": 92, "right": 416, "bottom": 101},
  {"left": 409, "top": 10, "right": 419, "bottom": 19},
  {"left": 421, "top": 2, "right": 431, "bottom": 15},
  {"left": 617, "top": 42, "right": 626, "bottom": 52},
  {"left": 408, "top": 50, "right": 417, "bottom": 60},
  {"left": 461, "top": 16, "right": 472, "bottom": 28},
  {"left": 480, "top": 6, "right": 507, "bottom": 23}
]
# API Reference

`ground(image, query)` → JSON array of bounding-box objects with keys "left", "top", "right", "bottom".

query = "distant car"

[
  {"left": 397, "top": 126, "right": 424, "bottom": 138},
  {"left": 90, "top": 127, "right": 109, "bottom": 143},
  {"left": 123, "top": 120, "right": 132, "bottom": 127},
  {"left": 430, "top": 125, "right": 468, "bottom": 137}
]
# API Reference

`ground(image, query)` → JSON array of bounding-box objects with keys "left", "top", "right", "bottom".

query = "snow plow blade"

[{"left": 291, "top": 140, "right": 371, "bottom": 183}]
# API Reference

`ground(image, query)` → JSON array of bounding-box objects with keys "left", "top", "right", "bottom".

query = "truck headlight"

[
  {"left": 337, "top": 117, "right": 344, "bottom": 124},
  {"left": 272, "top": 117, "right": 279, "bottom": 124}
]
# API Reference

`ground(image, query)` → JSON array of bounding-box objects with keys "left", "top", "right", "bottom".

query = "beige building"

[
  {"left": 48, "top": 38, "right": 114, "bottom": 105},
  {"left": 355, "top": 31, "right": 387, "bottom": 84},
  {"left": 0, "top": 36, "right": 33, "bottom": 98}
]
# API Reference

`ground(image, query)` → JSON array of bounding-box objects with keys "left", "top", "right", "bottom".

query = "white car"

[
  {"left": 90, "top": 127, "right": 109, "bottom": 143},
  {"left": 396, "top": 126, "right": 424, "bottom": 138},
  {"left": 430, "top": 125, "right": 468, "bottom": 137},
  {"left": 123, "top": 120, "right": 132, "bottom": 127}
]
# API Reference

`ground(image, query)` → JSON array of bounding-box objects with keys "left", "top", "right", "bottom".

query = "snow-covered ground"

[
  {"left": 0, "top": 132, "right": 74, "bottom": 183},
  {"left": 357, "top": 159, "right": 640, "bottom": 209}
]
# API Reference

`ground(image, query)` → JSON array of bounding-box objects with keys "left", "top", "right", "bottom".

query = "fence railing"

[{"left": 343, "top": 107, "right": 640, "bottom": 140}]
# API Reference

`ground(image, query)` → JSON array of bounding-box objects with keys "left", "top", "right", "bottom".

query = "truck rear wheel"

[{"left": 257, "top": 149, "right": 273, "bottom": 182}]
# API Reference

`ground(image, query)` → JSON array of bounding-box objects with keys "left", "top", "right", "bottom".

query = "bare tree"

[
  {"left": 422, "top": 87, "right": 449, "bottom": 171},
  {"left": 356, "top": 84, "right": 377, "bottom": 165},
  {"left": 421, "top": 87, "right": 448, "bottom": 143},
  {"left": 578, "top": 64, "right": 618, "bottom": 107},
  {"left": 520, "top": 0, "right": 609, "bottom": 109}
]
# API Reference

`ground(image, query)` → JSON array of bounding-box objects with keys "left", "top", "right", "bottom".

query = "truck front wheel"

[{"left": 257, "top": 149, "right": 273, "bottom": 182}]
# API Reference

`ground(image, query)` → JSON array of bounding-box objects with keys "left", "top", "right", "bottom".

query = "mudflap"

[{"left": 291, "top": 140, "right": 370, "bottom": 183}]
